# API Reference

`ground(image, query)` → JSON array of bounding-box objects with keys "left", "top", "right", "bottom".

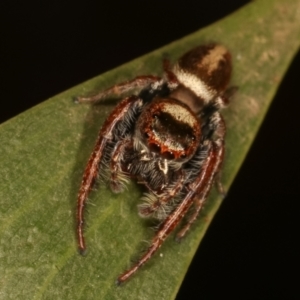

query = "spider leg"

[
  {"left": 109, "top": 138, "right": 133, "bottom": 193},
  {"left": 176, "top": 140, "right": 224, "bottom": 240},
  {"left": 76, "top": 95, "right": 143, "bottom": 254},
  {"left": 163, "top": 59, "right": 179, "bottom": 87},
  {"left": 116, "top": 142, "right": 221, "bottom": 284},
  {"left": 212, "top": 85, "right": 238, "bottom": 109},
  {"left": 77, "top": 75, "right": 163, "bottom": 104},
  {"left": 215, "top": 172, "right": 226, "bottom": 197},
  {"left": 176, "top": 113, "right": 226, "bottom": 241},
  {"left": 138, "top": 170, "right": 185, "bottom": 219}
]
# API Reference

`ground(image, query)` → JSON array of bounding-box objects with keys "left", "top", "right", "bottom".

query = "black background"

[{"left": 1, "top": 1, "right": 299, "bottom": 299}]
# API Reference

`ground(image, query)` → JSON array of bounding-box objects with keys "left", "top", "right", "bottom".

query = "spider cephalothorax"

[{"left": 76, "top": 43, "right": 233, "bottom": 284}]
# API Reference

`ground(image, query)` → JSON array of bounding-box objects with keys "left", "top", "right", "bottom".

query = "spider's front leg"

[
  {"left": 76, "top": 95, "right": 143, "bottom": 254},
  {"left": 76, "top": 75, "right": 163, "bottom": 104},
  {"left": 176, "top": 112, "right": 226, "bottom": 241},
  {"left": 109, "top": 137, "right": 133, "bottom": 193},
  {"left": 176, "top": 141, "right": 224, "bottom": 241},
  {"left": 116, "top": 141, "right": 223, "bottom": 284}
]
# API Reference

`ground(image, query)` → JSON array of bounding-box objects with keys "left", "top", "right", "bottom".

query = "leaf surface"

[{"left": 0, "top": 0, "right": 299, "bottom": 299}]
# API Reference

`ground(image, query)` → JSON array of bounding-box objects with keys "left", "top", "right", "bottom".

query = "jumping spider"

[{"left": 76, "top": 44, "right": 233, "bottom": 284}]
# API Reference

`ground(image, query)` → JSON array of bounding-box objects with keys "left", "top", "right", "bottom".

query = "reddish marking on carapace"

[{"left": 137, "top": 98, "right": 201, "bottom": 160}]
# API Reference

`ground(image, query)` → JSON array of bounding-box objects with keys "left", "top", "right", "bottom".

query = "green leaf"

[{"left": 0, "top": 0, "right": 299, "bottom": 299}]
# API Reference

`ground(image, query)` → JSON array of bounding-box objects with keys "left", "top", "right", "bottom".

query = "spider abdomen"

[{"left": 173, "top": 44, "right": 232, "bottom": 104}]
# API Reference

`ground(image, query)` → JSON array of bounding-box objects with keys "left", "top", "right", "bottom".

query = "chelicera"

[{"left": 76, "top": 44, "right": 233, "bottom": 284}]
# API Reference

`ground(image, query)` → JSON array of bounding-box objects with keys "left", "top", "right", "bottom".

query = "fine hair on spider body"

[{"left": 76, "top": 43, "right": 233, "bottom": 284}]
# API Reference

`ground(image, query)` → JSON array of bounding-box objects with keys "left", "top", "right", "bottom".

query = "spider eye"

[
  {"left": 180, "top": 153, "right": 187, "bottom": 159},
  {"left": 161, "top": 151, "right": 175, "bottom": 160},
  {"left": 149, "top": 143, "right": 161, "bottom": 153}
]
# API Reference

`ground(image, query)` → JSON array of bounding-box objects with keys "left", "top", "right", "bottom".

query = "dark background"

[{"left": 1, "top": 1, "right": 299, "bottom": 299}]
